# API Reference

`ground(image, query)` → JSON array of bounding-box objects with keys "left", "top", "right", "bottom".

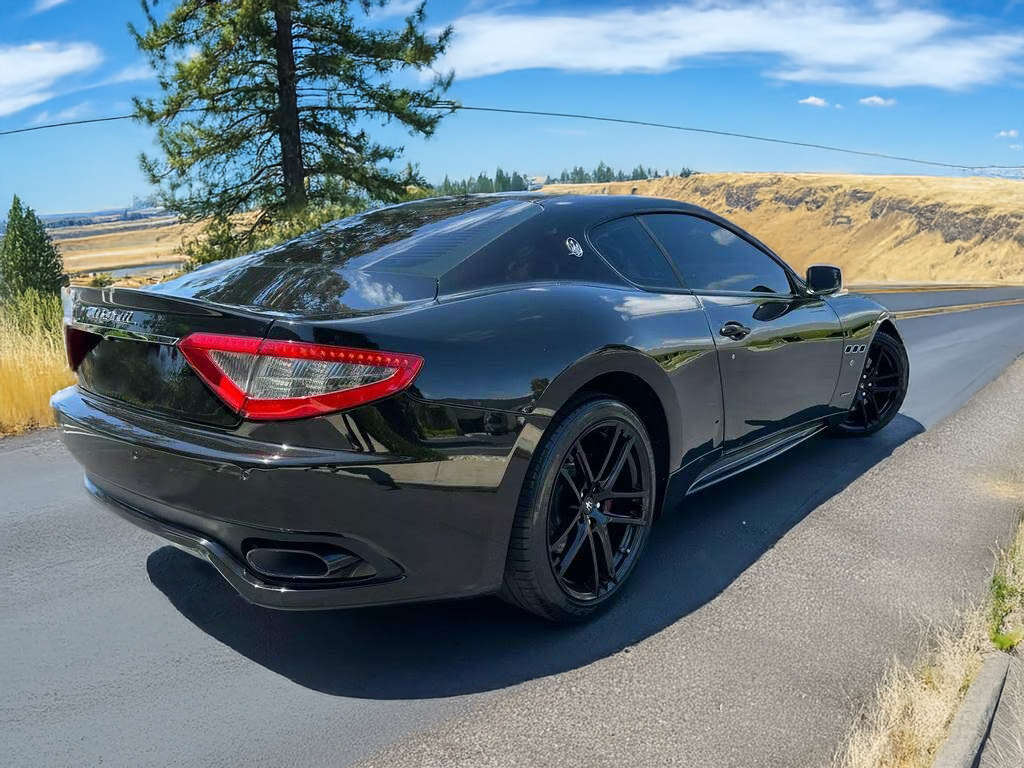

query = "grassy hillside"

[
  {"left": 54, "top": 217, "right": 201, "bottom": 274},
  {"left": 544, "top": 173, "right": 1024, "bottom": 284}
]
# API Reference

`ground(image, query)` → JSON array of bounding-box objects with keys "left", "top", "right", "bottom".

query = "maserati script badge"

[{"left": 84, "top": 306, "right": 135, "bottom": 324}]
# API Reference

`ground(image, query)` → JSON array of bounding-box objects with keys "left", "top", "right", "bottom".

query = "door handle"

[{"left": 720, "top": 321, "right": 751, "bottom": 340}]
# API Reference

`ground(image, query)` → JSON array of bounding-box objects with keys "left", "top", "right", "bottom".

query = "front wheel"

[
  {"left": 830, "top": 329, "right": 909, "bottom": 437},
  {"left": 500, "top": 398, "right": 657, "bottom": 622}
]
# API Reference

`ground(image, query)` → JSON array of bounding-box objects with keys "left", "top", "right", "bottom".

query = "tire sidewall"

[{"left": 520, "top": 398, "right": 656, "bottom": 619}]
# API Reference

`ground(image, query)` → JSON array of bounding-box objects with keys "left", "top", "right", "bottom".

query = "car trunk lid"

[{"left": 66, "top": 286, "right": 275, "bottom": 427}]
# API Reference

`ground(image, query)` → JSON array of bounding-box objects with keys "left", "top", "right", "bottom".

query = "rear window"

[
  {"left": 150, "top": 197, "right": 542, "bottom": 314},
  {"left": 299, "top": 197, "right": 541, "bottom": 277},
  {"left": 588, "top": 216, "right": 681, "bottom": 290}
]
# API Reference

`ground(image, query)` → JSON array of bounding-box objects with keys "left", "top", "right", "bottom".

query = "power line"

[
  {"left": 2, "top": 103, "right": 1021, "bottom": 172},
  {"left": 448, "top": 105, "right": 1023, "bottom": 171}
]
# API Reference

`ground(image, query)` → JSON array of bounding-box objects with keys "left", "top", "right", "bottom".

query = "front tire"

[
  {"left": 500, "top": 398, "right": 657, "bottom": 622},
  {"left": 830, "top": 329, "right": 909, "bottom": 437}
]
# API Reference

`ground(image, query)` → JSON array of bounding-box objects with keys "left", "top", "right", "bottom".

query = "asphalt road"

[{"left": 2, "top": 288, "right": 1023, "bottom": 768}]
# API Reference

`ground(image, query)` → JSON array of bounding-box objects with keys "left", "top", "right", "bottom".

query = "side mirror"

[{"left": 806, "top": 264, "right": 842, "bottom": 296}]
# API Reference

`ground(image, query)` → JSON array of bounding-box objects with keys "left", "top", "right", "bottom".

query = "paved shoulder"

[{"left": 358, "top": 361, "right": 1024, "bottom": 768}]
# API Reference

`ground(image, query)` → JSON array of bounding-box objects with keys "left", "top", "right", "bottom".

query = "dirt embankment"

[
  {"left": 545, "top": 174, "right": 1024, "bottom": 284},
  {"left": 54, "top": 218, "right": 202, "bottom": 274}
]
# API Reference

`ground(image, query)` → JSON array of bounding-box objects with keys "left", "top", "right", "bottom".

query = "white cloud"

[
  {"left": 835, "top": 103, "right": 843, "bottom": 109},
  {"left": 859, "top": 95, "right": 898, "bottom": 107},
  {"left": 997, "top": 129, "right": 1019, "bottom": 138},
  {"left": 437, "top": 2, "right": 1023, "bottom": 89},
  {"left": 100, "top": 63, "right": 155, "bottom": 85},
  {"left": 0, "top": 42, "right": 102, "bottom": 117},
  {"left": 370, "top": 0, "right": 423, "bottom": 18},
  {"left": 1011, "top": 144, "right": 1022, "bottom": 150},
  {"left": 798, "top": 96, "right": 828, "bottom": 107},
  {"left": 33, "top": 0, "right": 71, "bottom": 13},
  {"left": 31, "top": 101, "right": 92, "bottom": 125}
]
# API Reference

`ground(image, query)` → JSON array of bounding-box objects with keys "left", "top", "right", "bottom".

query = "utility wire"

[
  {"left": 1, "top": 103, "right": 1021, "bottom": 172},
  {"left": 447, "top": 105, "right": 1023, "bottom": 171}
]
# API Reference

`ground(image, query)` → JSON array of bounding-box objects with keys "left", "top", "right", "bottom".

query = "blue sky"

[{"left": 0, "top": 0, "right": 1021, "bottom": 214}]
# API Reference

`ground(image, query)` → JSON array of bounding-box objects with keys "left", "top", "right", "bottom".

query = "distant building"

[{"left": 525, "top": 174, "right": 548, "bottom": 191}]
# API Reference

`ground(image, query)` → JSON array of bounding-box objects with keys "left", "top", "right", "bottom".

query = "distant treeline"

[
  {"left": 548, "top": 163, "right": 696, "bottom": 184},
  {"left": 432, "top": 162, "right": 697, "bottom": 195}
]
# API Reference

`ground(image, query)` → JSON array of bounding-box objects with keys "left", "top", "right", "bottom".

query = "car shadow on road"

[{"left": 148, "top": 414, "right": 923, "bottom": 700}]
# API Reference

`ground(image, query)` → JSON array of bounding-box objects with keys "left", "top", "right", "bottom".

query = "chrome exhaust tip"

[{"left": 245, "top": 548, "right": 328, "bottom": 579}]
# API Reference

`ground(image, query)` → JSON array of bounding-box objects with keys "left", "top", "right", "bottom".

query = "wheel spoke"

[
  {"left": 872, "top": 373, "right": 900, "bottom": 384},
  {"left": 871, "top": 385, "right": 899, "bottom": 394},
  {"left": 864, "top": 392, "right": 878, "bottom": 423},
  {"left": 559, "top": 467, "right": 583, "bottom": 502},
  {"left": 551, "top": 509, "right": 583, "bottom": 552},
  {"left": 604, "top": 510, "right": 646, "bottom": 526},
  {"left": 554, "top": 520, "right": 588, "bottom": 575},
  {"left": 601, "top": 436, "right": 635, "bottom": 489},
  {"left": 574, "top": 443, "right": 595, "bottom": 485},
  {"left": 594, "top": 425, "right": 622, "bottom": 484},
  {"left": 856, "top": 394, "right": 870, "bottom": 425},
  {"left": 602, "top": 490, "right": 646, "bottom": 500},
  {"left": 587, "top": 526, "right": 601, "bottom": 592},
  {"left": 592, "top": 520, "right": 616, "bottom": 576}
]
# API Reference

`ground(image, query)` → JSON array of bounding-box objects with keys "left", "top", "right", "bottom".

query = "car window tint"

[
  {"left": 640, "top": 214, "right": 792, "bottom": 294},
  {"left": 588, "top": 216, "right": 681, "bottom": 289}
]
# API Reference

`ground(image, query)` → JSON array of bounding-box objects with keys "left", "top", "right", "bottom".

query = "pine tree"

[
  {"left": 0, "top": 195, "right": 65, "bottom": 300},
  {"left": 509, "top": 171, "right": 525, "bottom": 191},
  {"left": 132, "top": 0, "right": 453, "bottom": 257}
]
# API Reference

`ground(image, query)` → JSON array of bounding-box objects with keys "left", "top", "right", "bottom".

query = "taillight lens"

[{"left": 178, "top": 333, "right": 423, "bottom": 420}]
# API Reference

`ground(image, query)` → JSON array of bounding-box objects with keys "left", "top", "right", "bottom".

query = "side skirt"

[{"left": 685, "top": 421, "right": 829, "bottom": 496}]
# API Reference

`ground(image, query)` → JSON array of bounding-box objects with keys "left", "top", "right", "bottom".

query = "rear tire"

[
  {"left": 829, "top": 329, "right": 909, "bottom": 437},
  {"left": 500, "top": 398, "right": 657, "bottom": 622}
]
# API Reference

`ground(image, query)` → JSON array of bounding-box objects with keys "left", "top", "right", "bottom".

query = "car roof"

[
  {"left": 420, "top": 191, "right": 716, "bottom": 217},
  {"left": 539, "top": 193, "right": 711, "bottom": 215}
]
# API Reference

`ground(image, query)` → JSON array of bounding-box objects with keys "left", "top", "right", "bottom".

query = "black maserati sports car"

[{"left": 53, "top": 194, "right": 909, "bottom": 621}]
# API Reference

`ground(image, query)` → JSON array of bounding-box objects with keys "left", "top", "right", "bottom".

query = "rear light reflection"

[
  {"left": 178, "top": 333, "right": 423, "bottom": 420},
  {"left": 64, "top": 326, "right": 102, "bottom": 372}
]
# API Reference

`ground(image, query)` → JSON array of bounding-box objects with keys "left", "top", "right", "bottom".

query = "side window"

[
  {"left": 588, "top": 216, "right": 681, "bottom": 290},
  {"left": 641, "top": 214, "right": 792, "bottom": 295}
]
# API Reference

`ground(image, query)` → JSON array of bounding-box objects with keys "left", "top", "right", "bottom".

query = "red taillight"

[{"left": 178, "top": 333, "right": 424, "bottom": 421}]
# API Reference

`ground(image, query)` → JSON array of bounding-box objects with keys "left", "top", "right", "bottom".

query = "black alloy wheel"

[
  {"left": 548, "top": 420, "right": 651, "bottom": 600},
  {"left": 501, "top": 398, "right": 656, "bottom": 622},
  {"left": 832, "top": 329, "right": 909, "bottom": 436}
]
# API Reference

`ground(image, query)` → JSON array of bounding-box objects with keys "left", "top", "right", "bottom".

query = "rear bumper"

[
  {"left": 53, "top": 386, "right": 536, "bottom": 610},
  {"left": 84, "top": 476, "right": 365, "bottom": 609}
]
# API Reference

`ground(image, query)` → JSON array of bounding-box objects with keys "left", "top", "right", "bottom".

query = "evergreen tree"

[
  {"left": 132, "top": 0, "right": 453, "bottom": 258},
  {"left": 0, "top": 195, "right": 65, "bottom": 300},
  {"left": 494, "top": 167, "right": 510, "bottom": 192},
  {"left": 593, "top": 160, "right": 613, "bottom": 183},
  {"left": 474, "top": 172, "right": 494, "bottom": 193},
  {"left": 509, "top": 171, "right": 525, "bottom": 191}
]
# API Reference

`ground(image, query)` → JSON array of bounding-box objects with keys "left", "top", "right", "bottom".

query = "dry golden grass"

[
  {"left": 546, "top": 173, "right": 1024, "bottom": 284},
  {"left": 0, "top": 291, "right": 74, "bottom": 434},
  {"left": 51, "top": 174, "right": 1024, "bottom": 282},
  {"left": 835, "top": 519, "right": 1024, "bottom": 768},
  {"left": 991, "top": 518, "right": 1024, "bottom": 650},
  {"left": 56, "top": 217, "right": 202, "bottom": 274},
  {"left": 835, "top": 611, "right": 988, "bottom": 768}
]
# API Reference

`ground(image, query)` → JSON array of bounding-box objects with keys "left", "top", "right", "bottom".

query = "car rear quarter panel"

[{"left": 269, "top": 283, "right": 723, "bottom": 477}]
